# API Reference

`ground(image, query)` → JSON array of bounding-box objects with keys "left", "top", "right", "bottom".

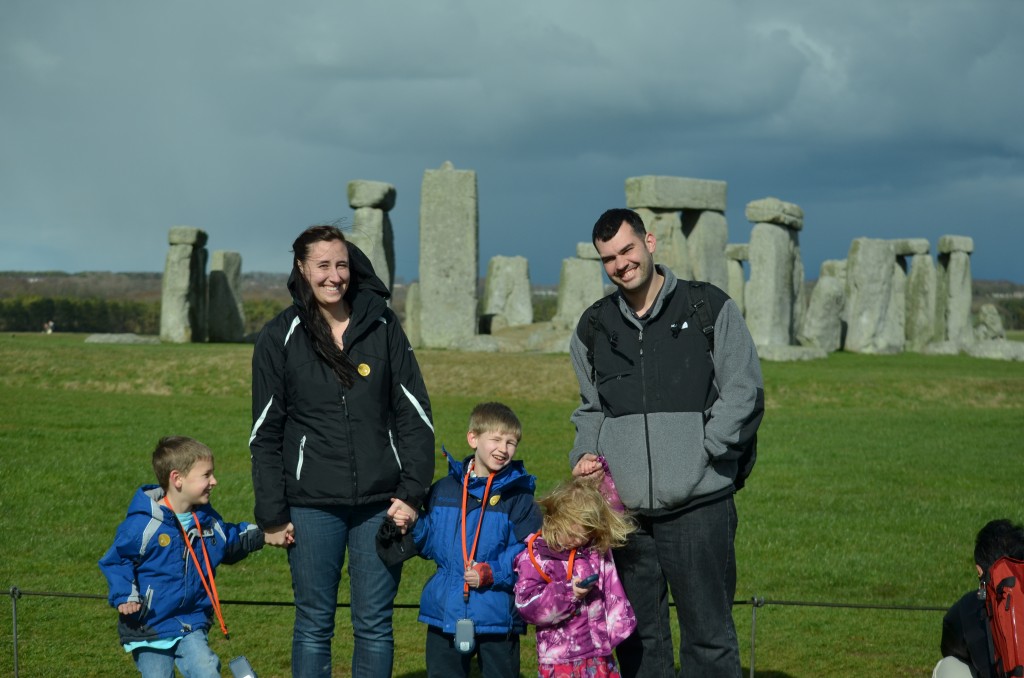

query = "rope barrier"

[{"left": 7, "top": 585, "right": 951, "bottom": 678}]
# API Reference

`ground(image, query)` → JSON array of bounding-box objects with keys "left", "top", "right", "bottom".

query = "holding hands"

[{"left": 264, "top": 522, "right": 295, "bottom": 548}]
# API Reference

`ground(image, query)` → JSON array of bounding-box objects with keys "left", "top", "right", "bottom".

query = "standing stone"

[
  {"left": 725, "top": 243, "right": 748, "bottom": 317},
  {"left": 744, "top": 198, "right": 805, "bottom": 348},
  {"left": 347, "top": 180, "right": 397, "bottom": 292},
  {"left": 902, "top": 247, "right": 937, "bottom": 351},
  {"left": 937, "top": 235, "right": 974, "bottom": 346},
  {"left": 844, "top": 238, "right": 903, "bottom": 354},
  {"left": 482, "top": 255, "right": 533, "bottom": 330},
  {"left": 551, "top": 257, "right": 605, "bottom": 330},
  {"left": 636, "top": 208, "right": 690, "bottom": 278},
  {"left": 419, "top": 162, "right": 478, "bottom": 348},
  {"left": 160, "top": 226, "right": 208, "bottom": 343},
  {"left": 684, "top": 210, "right": 729, "bottom": 290},
  {"left": 403, "top": 282, "right": 422, "bottom": 349},
  {"left": 798, "top": 260, "right": 846, "bottom": 352},
  {"left": 208, "top": 250, "right": 245, "bottom": 343},
  {"left": 975, "top": 303, "right": 1006, "bottom": 340}
]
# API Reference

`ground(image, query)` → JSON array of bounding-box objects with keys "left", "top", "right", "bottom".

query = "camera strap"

[
  {"left": 461, "top": 460, "right": 496, "bottom": 602},
  {"left": 163, "top": 497, "right": 230, "bottom": 639}
]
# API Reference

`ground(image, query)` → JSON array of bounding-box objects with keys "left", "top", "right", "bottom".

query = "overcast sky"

[{"left": 2, "top": 1, "right": 1021, "bottom": 285}]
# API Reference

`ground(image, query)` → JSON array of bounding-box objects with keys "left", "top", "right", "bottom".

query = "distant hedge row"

[{"left": 0, "top": 297, "right": 288, "bottom": 336}]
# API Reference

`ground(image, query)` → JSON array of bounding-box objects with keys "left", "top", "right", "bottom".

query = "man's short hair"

[
  {"left": 593, "top": 208, "right": 647, "bottom": 244},
  {"left": 975, "top": 519, "right": 1024, "bottom": 574},
  {"left": 468, "top": 402, "right": 522, "bottom": 441},
  {"left": 152, "top": 436, "right": 213, "bottom": 491}
]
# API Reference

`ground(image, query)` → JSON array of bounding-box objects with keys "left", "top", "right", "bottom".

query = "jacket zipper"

[
  {"left": 343, "top": 394, "right": 357, "bottom": 495},
  {"left": 639, "top": 327, "right": 654, "bottom": 510}
]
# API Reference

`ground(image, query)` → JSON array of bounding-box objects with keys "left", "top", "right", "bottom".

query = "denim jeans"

[
  {"left": 289, "top": 503, "right": 402, "bottom": 678},
  {"left": 131, "top": 628, "right": 220, "bottom": 678},
  {"left": 614, "top": 496, "right": 739, "bottom": 678}
]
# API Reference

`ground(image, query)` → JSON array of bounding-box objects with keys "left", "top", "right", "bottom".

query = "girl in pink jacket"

[{"left": 514, "top": 478, "right": 636, "bottom": 678}]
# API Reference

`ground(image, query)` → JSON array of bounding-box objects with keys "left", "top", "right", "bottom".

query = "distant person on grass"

[
  {"left": 934, "top": 519, "right": 1024, "bottom": 678},
  {"left": 408, "top": 402, "right": 542, "bottom": 678},
  {"left": 98, "top": 436, "right": 265, "bottom": 678},
  {"left": 249, "top": 224, "right": 434, "bottom": 678}
]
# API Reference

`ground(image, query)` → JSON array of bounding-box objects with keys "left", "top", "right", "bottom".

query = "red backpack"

[{"left": 984, "top": 556, "right": 1024, "bottom": 677}]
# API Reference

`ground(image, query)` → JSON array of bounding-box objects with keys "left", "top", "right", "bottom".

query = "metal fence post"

[
  {"left": 749, "top": 595, "right": 764, "bottom": 678},
  {"left": 10, "top": 586, "right": 21, "bottom": 678}
]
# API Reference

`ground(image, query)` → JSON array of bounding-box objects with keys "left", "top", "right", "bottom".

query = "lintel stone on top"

[
  {"left": 576, "top": 242, "right": 600, "bottom": 260},
  {"left": 891, "top": 238, "right": 930, "bottom": 256},
  {"left": 725, "top": 243, "right": 749, "bottom": 261},
  {"left": 168, "top": 226, "right": 208, "bottom": 246},
  {"left": 348, "top": 180, "right": 397, "bottom": 211},
  {"left": 625, "top": 176, "right": 727, "bottom": 211},
  {"left": 938, "top": 235, "right": 974, "bottom": 254},
  {"left": 744, "top": 197, "right": 804, "bottom": 231}
]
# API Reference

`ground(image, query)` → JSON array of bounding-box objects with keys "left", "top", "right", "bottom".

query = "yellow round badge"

[
  {"left": 358, "top": 363, "right": 371, "bottom": 377},
  {"left": 489, "top": 495, "right": 500, "bottom": 506},
  {"left": 158, "top": 534, "right": 171, "bottom": 547}
]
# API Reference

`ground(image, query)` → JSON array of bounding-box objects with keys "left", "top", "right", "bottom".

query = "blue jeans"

[
  {"left": 289, "top": 503, "right": 402, "bottom": 678},
  {"left": 614, "top": 496, "right": 740, "bottom": 678},
  {"left": 131, "top": 628, "right": 220, "bottom": 678}
]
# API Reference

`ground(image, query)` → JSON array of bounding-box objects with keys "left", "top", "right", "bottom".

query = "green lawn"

[{"left": 1, "top": 333, "right": 1022, "bottom": 677}]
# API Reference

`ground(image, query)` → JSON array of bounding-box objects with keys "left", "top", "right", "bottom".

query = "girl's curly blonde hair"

[{"left": 539, "top": 477, "right": 635, "bottom": 553}]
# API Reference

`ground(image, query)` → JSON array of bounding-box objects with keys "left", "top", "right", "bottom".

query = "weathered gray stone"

[
  {"left": 746, "top": 222, "right": 797, "bottom": 347},
  {"left": 725, "top": 243, "right": 748, "bottom": 261},
  {"left": 347, "top": 180, "right": 397, "bottom": 211},
  {"left": 84, "top": 333, "right": 160, "bottom": 344},
  {"left": 798, "top": 275, "right": 845, "bottom": 352},
  {"left": 418, "top": 162, "right": 478, "bottom": 348},
  {"left": 637, "top": 208, "right": 689, "bottom": 279},
  {"left": 576, "top": 242, "right": 600, "bottom": 260},
  {"left": 625, "top": 176, "right": 727, "bottom": 211},
  {"left": 348, "top": 207, "right": 395, "bottom": 291},
  {"left": 975, "top": 303, "right": 1006, "bottom": 341},
  {"left": 482, "top": 255, "right": 533, "bottom": 328},
  {"left": 403, "top": 282, "right": 422, "bottom": 349},
  {"left": 208, "top": 250, "right": 245, "bottom": 343},
  {"left": 160, "top": 226, "right": 208, "bottom": 344},
  {"left": 965, "top": 339, "right": 1024, "bottom": 361},
  {"left": 744, "top": 197, "right": 804, "bottom": 231},
  {"left": 551, "top": 258, "right": 605, "bottom": 330},
  {"left": 891, "top": 238, "right": 930, "bottom": 256},
  {"left": 168, "top": 226, "right": 208, "bottom": 247},
  {"left": 820, "top": 259, "right": 847, "bottom": 279},
  {"left": 904, "top": 253, "right": 937, "bottom": 351},
  {"left": 938, "top": 235, "right": 974, "bottom": 254},
  {"left": 937, "top": 248, "right": 973, "bottom": 345},
  {"left": 726, "top": 258, "right": 746, "bottom": 317},
  {"left": 684, "top": 210, "right": 729, "bottom": 290},
  {"left": 844, "top": 238, "right": 902, "bottom": 354},
  {"left": 756, "top": 345, "right": 828, "bottom": 362}
]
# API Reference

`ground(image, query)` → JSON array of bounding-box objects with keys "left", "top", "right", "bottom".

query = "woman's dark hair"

[
  {"left": 292, "top": 225, "right": 359, "bottom": 388},
  {"left": 592, "top": 208, "right": 647, "bottom": 245},
  {"left": 975, "top": 519, "right": 1024, "bottom": 575}
]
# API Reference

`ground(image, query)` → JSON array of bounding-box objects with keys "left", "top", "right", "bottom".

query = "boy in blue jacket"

[
  {"left": 99, "top": 436, "right": 264, "bottom": 677},
  {"left": 409, "top": 402, "right": 542, "bottom": 678}
]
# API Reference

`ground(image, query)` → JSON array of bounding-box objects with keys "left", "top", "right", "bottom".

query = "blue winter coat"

[
  {"left": 413, "top": 452, "right": 542, "bottom": 635},
  {"left": 98, "top": 485, "right": 264, "bottom": 644}
]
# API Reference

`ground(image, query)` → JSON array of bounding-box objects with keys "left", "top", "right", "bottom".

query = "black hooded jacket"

[{"left": 249, "top": 242, "right": 435, "bottom": 529}]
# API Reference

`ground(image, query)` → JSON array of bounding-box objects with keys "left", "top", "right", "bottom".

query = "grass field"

[{"left": 1, "top": 332, "right": 1023, "bottom": 677}]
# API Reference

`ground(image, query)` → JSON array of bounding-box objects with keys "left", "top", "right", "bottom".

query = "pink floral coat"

[{"left": 513, "top": 533, "right": 636, "bottom": 665}]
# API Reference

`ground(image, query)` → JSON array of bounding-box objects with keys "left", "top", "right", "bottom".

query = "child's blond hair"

[
  {"left": 539, "top": 478, "right": 635, "bottom": 553},
  {"left": 468, "top": 402, "right": 522, "bottom": 441},
  {"left": 151, "top": 436, "right": 213, "bottom": 491}
]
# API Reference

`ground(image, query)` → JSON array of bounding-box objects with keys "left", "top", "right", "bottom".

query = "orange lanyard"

[
  {"left": 526, "top": 532, "right": 576, "bottom": 583},
  {"left": 461, "top": 460, "right": 496, "bottom": 602},
  {"left": 163, "top": 497, "right": 230, "bottom": 639}
]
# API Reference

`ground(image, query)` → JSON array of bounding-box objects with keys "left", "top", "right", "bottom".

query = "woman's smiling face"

[{"left": 298, "top": 239, "right": 350, "bottom": 311}]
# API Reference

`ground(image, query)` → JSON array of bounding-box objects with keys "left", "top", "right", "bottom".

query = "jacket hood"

[
  {"left": 127, "top": 484, "right": 214, "bottom": 526},
  {"left": 441, "top": 445, "right": 536, "bottom": 497},
  {"left": 286, "top": 239, "right": 390, "bottom": 309},
  {"left": 528, "top": 532, "right": 593, "bottom": 563}
]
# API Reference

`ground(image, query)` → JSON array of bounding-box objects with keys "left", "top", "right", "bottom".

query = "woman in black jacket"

[{"left": 250, "top": 225, "right": 435, "bottom": 678}]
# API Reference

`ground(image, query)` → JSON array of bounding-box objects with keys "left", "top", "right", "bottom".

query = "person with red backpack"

[{"left": 936, "top": 519, "right": 1024, "bottom": 678}]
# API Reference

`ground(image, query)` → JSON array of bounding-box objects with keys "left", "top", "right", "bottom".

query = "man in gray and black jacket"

[{"left": 569, "top": 208, "right": 764, "bottom": 678}]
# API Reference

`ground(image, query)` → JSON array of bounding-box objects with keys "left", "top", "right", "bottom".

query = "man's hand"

[
  {"left": 264, "top": 522, "right": 295, "bottom": 547},
  {"left": 117, "top": 601, "right": 141, "bottom": 615},
  {"left": 572, "top": 453, "right": 604, "bottom": 481}
]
